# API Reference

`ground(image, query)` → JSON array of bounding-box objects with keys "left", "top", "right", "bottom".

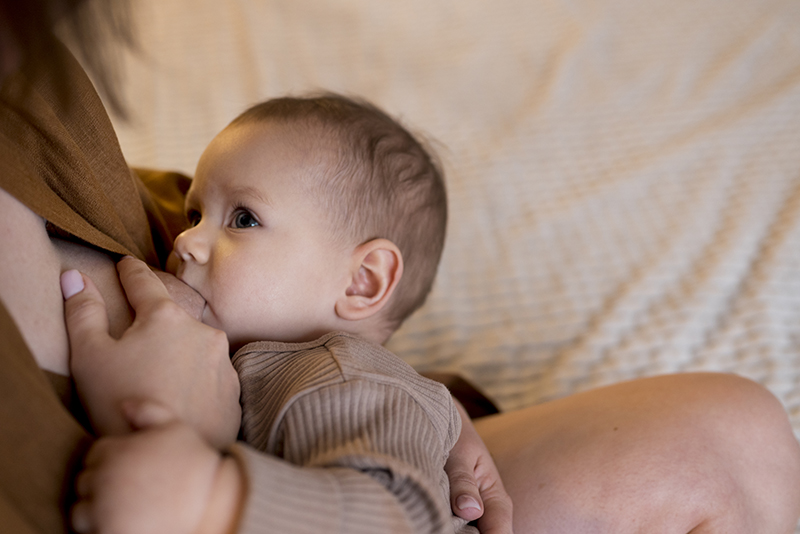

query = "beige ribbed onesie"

[{"left": 229, "top": 332, "right": 477, "bottom": 534}]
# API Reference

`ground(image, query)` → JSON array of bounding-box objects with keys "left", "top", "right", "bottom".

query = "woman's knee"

[
  {"left": 479, "top": 373, "right": 800, "bottom": 533},
  {"left": 685, "top": 374, "right": 800, "bottom": 533},
  {"left": 594, "top": 373, "right": 800, "bottom": 533}
]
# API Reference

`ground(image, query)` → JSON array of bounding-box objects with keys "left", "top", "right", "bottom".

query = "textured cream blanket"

[{"left": 106, "top": 0, "right": 800, "bottom": 515}]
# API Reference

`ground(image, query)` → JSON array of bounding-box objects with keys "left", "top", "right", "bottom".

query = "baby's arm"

[
  {"left": 71, "top": 414, "right": 429, "bottom": 534},
  {"left": 262, "top": 379, "right": 462, "bottom": 533},
  {"left": 70, "top": 384, "right": 446, "bottom": 534},
  {"left": 234, "top": 334, "right": 472, "bottom": 532},
  {"left": 69, "top": 372, "right": 507, "bottom": 533}
]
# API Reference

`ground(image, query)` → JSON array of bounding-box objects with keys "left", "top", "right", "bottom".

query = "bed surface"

[{"left": 105, "top": 0, "right": 800, "bottom": 524}]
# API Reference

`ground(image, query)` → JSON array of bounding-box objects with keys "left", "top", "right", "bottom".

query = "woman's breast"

[{"left": 0, "top": 187, "right": 132, "bottom": 376}]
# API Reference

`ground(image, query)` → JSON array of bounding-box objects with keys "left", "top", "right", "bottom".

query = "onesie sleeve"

[
  {"left": 288, "top": 380, "right": 457, "bottom": 532},
  {"left": 229, "top": 441, "right": 420, "bottom": 534}
]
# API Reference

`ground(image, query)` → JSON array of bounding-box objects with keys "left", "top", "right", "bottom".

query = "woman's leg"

[{"left": 475, "top": 373, "right": 800, "bottom": 534}]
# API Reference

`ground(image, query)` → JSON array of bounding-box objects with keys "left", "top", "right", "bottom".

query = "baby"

[
  {"left": 170, "top": 94, "right": 473, "bottom": 533},
  {"left": 92, "top": 94, "right": 472, "bottom": 533}
]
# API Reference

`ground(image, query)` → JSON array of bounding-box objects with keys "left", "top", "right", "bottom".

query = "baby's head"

[{"left": 171, "top": 94, "right": 446, "bottom": 349}]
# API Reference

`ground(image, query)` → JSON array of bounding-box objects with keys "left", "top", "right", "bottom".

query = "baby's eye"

[
  {"left": 232, "top": 208, "right": 259, "bottom": 228},
  {"left": 186, "top": 209, "right": 201, "bottom": 227}
]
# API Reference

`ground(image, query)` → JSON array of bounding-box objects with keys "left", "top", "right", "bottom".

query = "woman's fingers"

[
  {"left": 61, "top": 270, "right": 110, "bottom": 355},
  {"left": 474, "top": 478, "right": 514, "bottom": 534},
  {"left": 446, "top": 400, "right": 514, "bottom": 533},
  {"left": 446, "top": 465, "right": 484, "bottom": 520},
  {"left": 445, "top": 401, "right": 485, "bottom": 521},
  {"left": 115, "top": 256, "right": 172, "bottom": 313},
  {"left": 63, "top": 256, "right": 238, "bottom": 445}
]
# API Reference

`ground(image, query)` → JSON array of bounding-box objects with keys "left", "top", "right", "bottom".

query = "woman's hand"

[
  {"left": 71, "top": 415, "right": 243, "bottom": 534},
  {"left": 63, "top": 256, "right": 241, "bottom": 448},
  {"left": 446, "top": 400, "right": 514, "bottom": 534}
]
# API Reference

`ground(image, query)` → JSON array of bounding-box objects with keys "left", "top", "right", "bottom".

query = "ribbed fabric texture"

[{"left": 231, "top": 332, "right": 475, "bottom": 534}]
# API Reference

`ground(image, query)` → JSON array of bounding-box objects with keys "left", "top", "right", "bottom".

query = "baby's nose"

[{"left": 173, "top": 226, "right": 210, "bottom": 265}]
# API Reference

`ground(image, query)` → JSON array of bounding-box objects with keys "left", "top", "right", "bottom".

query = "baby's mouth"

[
  {"left": 169, "top": 255, "right": 210, "bottom": 323},
  {"left": 167, "top": 273, "right": 206, "bottom": 322}
]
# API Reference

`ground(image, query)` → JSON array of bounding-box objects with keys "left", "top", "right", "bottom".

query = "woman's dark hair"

[{"left": 0, "top": 0, "right": 135, "bottom": 117}]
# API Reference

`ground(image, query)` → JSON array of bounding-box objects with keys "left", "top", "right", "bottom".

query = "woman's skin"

[
  {"left": 0, "top": 185, "right": 94, "bottom": 376},
  {"left": 476, "top": 374, "right": 800, "bottom": 533},
  {"left": 0, "top": 189, "right": 205, "bottom": 376}
]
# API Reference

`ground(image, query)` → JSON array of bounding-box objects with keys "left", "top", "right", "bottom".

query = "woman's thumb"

[{"left": 62, "top": 270, "right": 111, "bottom": 371}]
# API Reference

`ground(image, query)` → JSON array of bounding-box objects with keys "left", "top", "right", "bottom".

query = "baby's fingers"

[{"left": 121, "top": 399, "right": 177, "bottom": 430}]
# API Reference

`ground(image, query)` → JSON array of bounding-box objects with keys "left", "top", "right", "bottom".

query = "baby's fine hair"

[{"left": 231, "top": 94, "right": 447, "bottom": 330}]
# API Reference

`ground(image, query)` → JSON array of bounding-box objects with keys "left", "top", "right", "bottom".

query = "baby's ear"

[{"left": 335, "top": 238, "right": 403, "bottom": 321}]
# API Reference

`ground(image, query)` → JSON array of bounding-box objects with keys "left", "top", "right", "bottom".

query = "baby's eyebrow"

[{"left": 230, "top": 185, "right": 273, "bottom": 206}]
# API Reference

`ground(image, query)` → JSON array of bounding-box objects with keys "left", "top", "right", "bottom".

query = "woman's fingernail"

[
  {"left": 60, "top": 270, "right": 84, "bottom": 299},
  {"left": 457, "top": 495, "right": 481, "bottom": 511}
]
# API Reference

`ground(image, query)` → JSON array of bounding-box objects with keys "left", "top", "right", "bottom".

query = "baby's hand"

[{"left": 71, "top": 417, "right": 243, "bottom": 534}]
